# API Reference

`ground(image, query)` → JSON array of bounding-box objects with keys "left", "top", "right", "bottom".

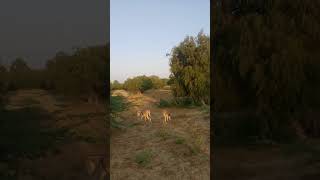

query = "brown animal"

[
  {"left": 137, "top": 109, "right": 152, "bottom": 123},
  {"left": 162, "top": 110, "right": 171, "bottom": 125}
]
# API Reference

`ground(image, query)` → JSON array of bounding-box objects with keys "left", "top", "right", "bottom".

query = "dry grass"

[
  {"left": 110, "top": 89, "right": 210, "bottom": 179},
  {"left": 1, "top": 89, "right": 106, "bottom": 180}
]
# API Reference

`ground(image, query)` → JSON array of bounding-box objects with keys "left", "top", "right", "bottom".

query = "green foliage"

[
  {"left": 158, "top": 98, "right": 171, "bottom": 108},
  {"left": 214, "top": 0, "right": 320, "bottom": 141},
  {"left": 166, "top": 78, "right": 174, "bottom": 85},
  {"left": 161, "top": 78, "right": 169, "bottom": 86},
  {"left": 111, "top": 80, "right": 123, "bottom": 90},
  {"left": 135, "top": 150, "right": 152, "bottom": 166},
  {"left": 140, "top": 78, "right": 153, "bottom": 92},
  {"left": 110, "top": 95, "right": 128, "bottom": 113},
  {"left": 123, "top": 75, "right": 156, "bottom": 93},
  {"left": 175, "top": 137, "right": 185, "bottom": 144},
  {"left": 0, "top": 44, "right": 108, "bottom": 101},
  {"left": 169, "top": 30, "right": 210, "bottom": 105},
  {"left": 158, "top": 97, "right": 198, "bottom": 108},
  {"left": 110, "top": 95, "right": 129, "bottom": 129},
  {"left": 149, "top": 75, "right": 166, "bottom": 89},
  {"left": 0, "top": 107, "right": 70, "bottom": 161},
  {"left": 45, "top": 45, "right": 108, "bottom": 101}
]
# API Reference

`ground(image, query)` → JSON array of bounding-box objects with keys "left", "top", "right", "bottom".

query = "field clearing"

[
  {"left": 111, "top": 89, "right": 210, "bottom": 179},
  {"left": 0, "top": 89, "right": 106, "bottom": 180}
]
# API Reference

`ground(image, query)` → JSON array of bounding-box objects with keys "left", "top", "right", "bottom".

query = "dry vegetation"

[
  {"left": 110, "top": 89, "right": 210, "bottom": 179},
  {"left": 0, "top": 89, "right": 106, "bottom": 180}
]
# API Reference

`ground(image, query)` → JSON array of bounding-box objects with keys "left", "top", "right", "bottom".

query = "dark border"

[
  {"left": 210, "top": 0, "right": 216, "bottom": 179},
  {"left": 106, "top": 0, "right": 110, "bottom": 180}
]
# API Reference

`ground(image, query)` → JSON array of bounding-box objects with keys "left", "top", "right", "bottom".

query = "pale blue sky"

[{"left": 111, "top": 0, "right": 210, "bottom": 83}]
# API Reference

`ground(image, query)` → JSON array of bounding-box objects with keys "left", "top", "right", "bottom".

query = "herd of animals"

[{"left": 137, "top": 109, "right": 171, "bottom": 125}]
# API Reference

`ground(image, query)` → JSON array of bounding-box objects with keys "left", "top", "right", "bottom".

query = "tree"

[
  {"left": 168, "top": 30, "right": 210, "bottom": 104},
  {"left": 111, "top": 80, "right": 123, "bottom": 90},
  {"left": 45, "top": 44, "right": 108, "bottom": 103},
  {"left": 149, "top": 75, "right": 165, "bottom": 89},
  {"left": 9, "top": 58, "right": 30, "bottom": 73},
  {"left": 8, "top": 58, "right": 32, "bottom": 89},
  {"left": 123, "top": 75, "right": 154, "bottom": 93},
  {"left": 214, "top": 0, "right": 320, "bottom": 140}
]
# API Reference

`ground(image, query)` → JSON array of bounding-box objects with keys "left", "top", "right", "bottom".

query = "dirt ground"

[
  {"left": 110, "top": 89, "right": 210, "bottom": 180},
  {"left": 214, "top": 141, "right": 320, "bottom": 180},
  {"left": 0, "top": 89, "right": 107, "bottom": 180}
]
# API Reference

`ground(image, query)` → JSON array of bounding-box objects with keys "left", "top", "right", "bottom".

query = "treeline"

[
  {"left": 213, "top": 0, "right": 320, "bottom": 142},
  {"left": 0, "top": 44, "right": 108, "bottom": 104},
  {"left": 111, "top": 75, "right": 170, "bottom": 92}
]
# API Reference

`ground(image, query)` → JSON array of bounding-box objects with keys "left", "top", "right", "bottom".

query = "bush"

[
  {"left": 46, "top": 45, "right": 108, "bottom": 101},
  {"left": 158, "top": 99, "right": 171, "bottom": 108},
  {"left": 110, "top": 95, "right": 128, "bottom": 113},
  {"left": 123, "top": 75, "right": 151, "bottom": 93},
  {"left": 135, "top": 150, "right": 152, "bottom": 166},
  {"left": 111, "top": 80, "right": 123, "bottom": 90},
  {"left": 158, "top": 97, "right": 199, "bottom": 108},
  {"left": 172, "top": 97, "right": 197, "bottom": 107}
]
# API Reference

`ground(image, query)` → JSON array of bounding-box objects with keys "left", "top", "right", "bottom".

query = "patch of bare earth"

[
  {"left": 214, "top": 141, "right": 320, "bottom": 180},
  {"left": 4, "top": 89, "right": 106, "bottom": 180},
  {"left": 111, "top": 89, "right": 210, "bottom": 180}
]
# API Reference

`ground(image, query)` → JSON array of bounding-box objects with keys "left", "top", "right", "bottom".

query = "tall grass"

[
  {"left": 158, "top": 97, "right": 199, "bottom": 108},
  {"left": 110, "top": 95, "right": 129, "bottom": 129},
  {"left": 110, "top": 95, "right": 128, "bottom": 112}
]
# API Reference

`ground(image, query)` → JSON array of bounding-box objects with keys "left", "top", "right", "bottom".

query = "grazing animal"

[
  {"left": 137, "top": 109, "right": 152, "bottom": 123},
  {"left": 162, "top": 110, "right": 171, "bottom": 125}
]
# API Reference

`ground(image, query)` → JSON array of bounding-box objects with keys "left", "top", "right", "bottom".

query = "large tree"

[
  {"left": 169, "top": 30, "right": 210, "bottom": 104},
  {"left": 213, "top": 0, "right": 320, "bottom": 140}
]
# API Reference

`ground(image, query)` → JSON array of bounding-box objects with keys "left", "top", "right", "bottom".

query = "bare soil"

[
  {"left": 110, "top": 89, "right": 210, "bottom": 180},
  {"left": 214, "top": 142, "right": 320, "bottom": 180}
]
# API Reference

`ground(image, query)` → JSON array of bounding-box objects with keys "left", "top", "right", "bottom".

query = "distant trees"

[
  {"left": 45, "top": 44, "right": 108, "bottom": 102},
  {"left": 111, "top": 80, "right": 123, "bottom": 90},
  {"left": 8, "top": 58, "right": 36, "bottom": 90},
  {"left": 0, "top": 44, "right": 108, "bottom": 104},
  {"left": 123, "top": 75, "right": 152, "bottom": 93},
  {"left": 118, "top": 75, "right": 167, "bottom": 93},
  {"left": 168, "top": 30, "right": 210, "bottom": 105}
]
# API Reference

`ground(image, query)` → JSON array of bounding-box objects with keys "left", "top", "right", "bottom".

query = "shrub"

[
  {"left": 111, "top": 80, "right": 123, "bottom": 90},
  {"left": 135, "top": 150, "right": 152, "bottom": 166},
  {"left": 172, "top": 97, "right": 197, "bottom": 107},
  {"left": 158, "top": 98, "right": 171, "bottom": 108},
  {"left": 110, "top": 95, "right": 128, "bottom": 113}
]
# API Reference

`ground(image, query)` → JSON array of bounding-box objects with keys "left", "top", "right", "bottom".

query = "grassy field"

[
  {"left": 0, "top": 89, "right": 106, "bottom": 180},
  {"left": 110, "top": 89, "right": 210, "bottom": 179}
]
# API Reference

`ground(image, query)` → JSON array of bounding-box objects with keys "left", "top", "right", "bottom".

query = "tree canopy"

[
  {"left": 168, "top": 30, "right": 210, "bottom": 105},
  {"left": 213, "top": 0, "right": 320, "bottom": 140}
]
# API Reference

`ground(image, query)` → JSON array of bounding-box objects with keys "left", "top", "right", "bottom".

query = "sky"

[
  {"left": 0, "top": 0, "right": 109, "bottom": 69},
  {"left": 111, "top": 0, "right": 210, "bottom": 83}
]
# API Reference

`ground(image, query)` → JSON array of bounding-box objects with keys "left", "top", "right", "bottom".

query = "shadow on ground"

[{"left": 0, "top": 107, "right": 70, "bottom": 161}]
